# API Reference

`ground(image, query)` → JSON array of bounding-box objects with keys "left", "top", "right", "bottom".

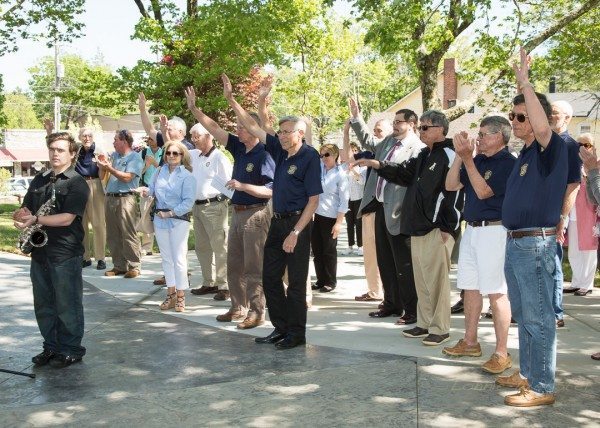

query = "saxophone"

[{"left": 18, "top": 184, "right": 56, "bottom": 255}]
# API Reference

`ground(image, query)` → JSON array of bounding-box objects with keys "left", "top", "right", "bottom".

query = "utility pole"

[{"left": 54, "top": 41, "right": 64, "bottom": 129}]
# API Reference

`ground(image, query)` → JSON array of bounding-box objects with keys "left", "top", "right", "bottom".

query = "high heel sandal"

[
  {"left": 160, "top": 292, "right": 176, "bottom": 310},
  {"left": 175, "top": 294, "right": 185, "bottom": 312}
]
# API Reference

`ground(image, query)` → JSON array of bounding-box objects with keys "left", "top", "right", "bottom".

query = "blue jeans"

[
  {"left": 553, "top": 243, "right": 564, "bottom": 320},
  {"left": 30, "top": 255, "right": 86, "bottom": 357},
  {"left": 504, "top": 234, "right": 557, "bottom": 394}
]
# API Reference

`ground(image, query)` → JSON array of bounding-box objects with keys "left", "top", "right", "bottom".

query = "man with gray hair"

[{"left": 443, "top": 116, "right": 516, "bottom": 374}]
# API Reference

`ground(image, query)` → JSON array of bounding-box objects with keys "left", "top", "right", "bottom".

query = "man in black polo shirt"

[
  {"left": 222, "top": 74, "right": 322, "bottom": 349},
  {"left": 13, "top": 132, "right": 89, "bottom": 368},
  {"left": 496, "top": 48, "right": 568, "bottom": 407}
]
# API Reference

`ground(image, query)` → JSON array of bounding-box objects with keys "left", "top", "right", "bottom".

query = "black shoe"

[
  {"left": 49, "top": 354, "right": 83, "bottom": 368},
  {"left": 311, "top": 283, "right": 324, "bottom": 291},
  {"left": 483, "top": 306, "right": 493, "bottom": 319},
  {"left": 275, "top": 335, "right": 306, "bottom": 350},
  {"left": 369, "top": 309, "right": 394, "bottom": 318},
  {"left": 255, "top": 330, "right": 286, "bottom": 344},
  {"left": 82, "top": 260, "right": 92, "bottom": 268},
  {"left": 563, "top": 287, "right": 580, "bottom": 294},
  {"left": 31, "top": 349, "right": 56, "bottom": 366},
  {"left": 402, "top": 326, "right": 429, "bottom": 338},
  {"left": 96, "top": 260, "right": 106, "bottom": 270},
  {"left": 319, "top": 285, "right": 336, "bottom": 293},
  {"left": 450, "top": 298, "right": 464, "bottom": 314}
]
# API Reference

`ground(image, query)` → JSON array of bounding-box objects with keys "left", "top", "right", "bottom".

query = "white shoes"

[
  {"left": 341, "top": 246, "right": 355, "bottom": 255},
  {"left": 354, "top": 247, "right": 363, "bottom": 256}
]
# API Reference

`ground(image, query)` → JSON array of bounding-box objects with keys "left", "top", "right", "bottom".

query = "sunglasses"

[
  {"left": 320, "top": 152, "right": 332, "bottom": 158},
  {"left": 579, "top": 142, "right": 593, "bottom": 149},
  {"left": 166, "top": 151, "right": 182, "bottom": 156},
  {"left": 418, "top": 125, "right": 442, "bottom": 132},
  {"left": 477, "top": 131, "right": 499, "bottom": 139},
  {"left": 508, "top": 112, "right": 529, "bottom": 123}
]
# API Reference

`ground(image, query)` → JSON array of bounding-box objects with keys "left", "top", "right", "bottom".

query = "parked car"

[
  {"left": 9, "top": 183, "right": 28, "bottom": 198},
  {"left": 8, "top": 177, "right": 33, "bottom": 189}
]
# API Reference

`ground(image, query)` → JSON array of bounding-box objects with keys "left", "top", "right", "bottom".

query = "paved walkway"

[{"left": 0, "top": 245, "right": 598, "bottom": 427}]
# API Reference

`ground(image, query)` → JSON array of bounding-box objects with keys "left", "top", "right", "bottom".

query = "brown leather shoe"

[
  {"left": 442, "top": 339, "right": 482, "bottom": 357},
  {"left": 123, "top": 269, "right": 140, "bottom": 279},
  {"left": 355, "top": 293, "right": 382, "bottom": 301},
  {"left": 213, "top": 290, "right": 230, "bottom": 301},
  {"left": 496, "top": 369, "right": 528, "bottom": 388},
  {"left": 153, "top": 276, "right": 166, "bottom": 286},
  {"left": 482, "top": 353, "right": 512, "bottom": 374},
  {"left": 237, "top": 317, "right": 265, "bottom": 329},
  {"left": 190, "top": 285, "right": 218, "bottom": 295},
  {"left": 504, "top": 387, "right": 555, "bottom": 407},
  {"left": 216, "top": 310, "right": 246, "bottom": 322},
  {"left": 105, "top": 268, "right": 126, "bottom": 277}
]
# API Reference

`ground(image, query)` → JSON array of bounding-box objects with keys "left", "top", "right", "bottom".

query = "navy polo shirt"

[
  {"left": 75, "top": 143, "right": 100, "bottom": 178},
  {"left": 502, "top": 132, "right": 568, "bottom": 229},
  {"left": 460, "top": 148, "right": 516, "bottom": 222},
  {"left": 560, "top": 131, "right": 582, "bottom": 184},
  {"left": 265, "top": 133, "right": 322, "bottom": 213},
  {"left": 156, "top": 132, "right": 194, "bottom": 150},
  {"left": 226, "top": 133, "right": 275, "bottom": 205}
]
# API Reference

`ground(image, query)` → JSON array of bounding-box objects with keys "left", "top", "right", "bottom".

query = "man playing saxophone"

[{"left": 13, "top": 132, "right": 90, "bottom": 368}]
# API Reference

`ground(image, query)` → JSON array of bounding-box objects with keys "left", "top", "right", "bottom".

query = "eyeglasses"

[
  {"left": 166, "top": 151, "right": 182, "bottom": 156},
  {"left": 320, "top": 152, "right": 332, "bottom": 158},
  {"left": 477, "top": 131, "right": 499, "bottom": 139},
  {"left": 278, "top": 129, "right": 297, "bottom": 135},
  {"left": 579, "top": 142, "right": 593, "bottom": 149},
  {"left": 508, "top": 112, "right": 529, "bottom": 123},
  {"left": 392, "top": 120, "right": 408, "bottom": 125},
  {"left": 417, "top": 125, "right": 442, "bottom": 132}
]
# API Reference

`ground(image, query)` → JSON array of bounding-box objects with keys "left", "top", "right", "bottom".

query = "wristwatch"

[{"left": 292, "top": 229, "right": 300, "bottom": 236}]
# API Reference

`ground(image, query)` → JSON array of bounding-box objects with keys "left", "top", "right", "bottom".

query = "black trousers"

[
  {"left": 345, "top": 199, "right": 363, "bottom": 247},
  {"left": 311, "top": 213, "right": 338, "bottom": 287},
  {"left": 374, "top": 203, "right": 417, "bottom": 316},
  {"left": 263, "top": 215, "right": 312, "bottom": 338}
]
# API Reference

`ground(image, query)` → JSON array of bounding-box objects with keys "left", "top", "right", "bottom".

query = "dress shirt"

[
  {"left": 190, "top": 146, "right": 233, "bottom": 199},
  {"left": 315, "top": 163, "right": 349, "bottom": 219},
  {"left": 149, "top": 165, "right": 197, "bottom": 229}
]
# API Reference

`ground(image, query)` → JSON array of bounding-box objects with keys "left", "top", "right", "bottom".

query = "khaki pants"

[
  {"left": 105, "top": 194, "right": 141, "bottom": 272},
  {"left": 411, "top": 229, "right": 454, "bottom": 335},
  {"left": 82, "top": 178, "right": 106, "bottom": 261},
  {"left": 139, "top": 195, "right": 155, "bottom": 254},
  {"left": 362, "top": 212, "right": 383, "bottom": 299},
  {"left": 193, "top": 201, "right": 228, "bottom": 290}
]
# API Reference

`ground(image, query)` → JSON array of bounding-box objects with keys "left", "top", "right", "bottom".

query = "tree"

[
  {"left": 2, "top": 90, "right": 41, "bottom": 128},
  {"left": 348, "top": 0, "right": 600, "bottom": 119}
]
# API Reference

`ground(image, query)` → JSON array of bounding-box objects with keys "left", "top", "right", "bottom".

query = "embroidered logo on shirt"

[
  {"left": 287, "top": 165, "right": 297, "bottom": 175},
  {"left": 205, "top": 161, "right": 210, "bottom": 167},
  {"left": 246, "top": 163, "right": 254, "bottom": 172},
  {"left": 429, "top": 162, "right": 436, "bottom": 171},
  {"left": 520, "top": 164, "right": 528, "bottom": 176},
  {"left": 484, "top": 170, "right": 492, "bottom": 180}
]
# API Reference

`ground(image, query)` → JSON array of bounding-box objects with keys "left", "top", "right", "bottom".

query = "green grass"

[{"left": 0, "top": 203, "right": 21, "bottom": 253}]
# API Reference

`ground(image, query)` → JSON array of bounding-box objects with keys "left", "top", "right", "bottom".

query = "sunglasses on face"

[
  {"left": 579, "top": 142, "right": 593, "bottom": 149},
  {"left": 320, "top": 152, "right": 332, "bottom": 158},
  {"left": 508, "top": 112, "right": 529, "bottom": 123},
  {"left": 166, "top": 151, "right": 182, "bottom": 156},
  {"left": 417, "top": 125, "right": 441, "bottom": 132}
]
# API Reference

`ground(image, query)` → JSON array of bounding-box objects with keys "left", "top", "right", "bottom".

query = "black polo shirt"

[
  {"left": 265, "top": 133, "right": 322, "bottom": 213},
  {"left": 22, "top": 167, "right": 89, "bottom": 262},
  {"left": 560, "top": 131, "right": 583, "bottom": 184},
  {"left": 460, "top": 148, "right": 516, "bottom": 222},
  {"left": 502, "top": 132, "right": 568, "bottom": 229},
  {"left": 75, "top": 143, "right": 100, "bottom": 178},
  {"left": 226, "top": 133, "right": 275, "bottom": 205}
]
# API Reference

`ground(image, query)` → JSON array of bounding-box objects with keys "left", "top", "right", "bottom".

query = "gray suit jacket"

[{"left": 351, "top": 117, "right": 424, "bottom": 235}]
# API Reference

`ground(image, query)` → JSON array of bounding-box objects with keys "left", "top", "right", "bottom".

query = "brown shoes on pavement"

[
  {"left": 237, "top": 317, "right": 265, "bottom": 329},
  {"left": 190, "top": 285, "right": 218, "bottom": 295},
  {"left": 504, "top": 387, "right": 555, "bottom": 407},
  {"left": 123, "top": 269, "right": 140, "bottom": 279},
  {"left": 214, "top": 290, "right": 230, "bottom": 301},
  {"left": 442, "top": 339, "right": 482, "bottom": 357},
  {"left": 355, "top": 293, "right": 382, "bottom": 302},
  {"left": 105, "top": 268, "right": 126, "bottom": 277},
  {"left": 216, "top": 310, "right": 246, "bottom": 322},
  {"left": 482, "top": 353, "right": 512, "bottom": 374},
  {"left": 495, "top": 369, "right": 529, "bottom": 389}
]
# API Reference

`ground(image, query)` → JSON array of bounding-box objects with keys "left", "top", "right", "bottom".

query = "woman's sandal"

[
  {"left": 160, "top": 292, "right": 176, "bottom": 310},
  {"left": 175, "top": 294, "right": 185, "bottom": 312}
]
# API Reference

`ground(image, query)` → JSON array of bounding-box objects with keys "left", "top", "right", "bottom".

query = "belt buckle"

[{"left": 204, "top": 199, "right": 211, "bottom": 206}]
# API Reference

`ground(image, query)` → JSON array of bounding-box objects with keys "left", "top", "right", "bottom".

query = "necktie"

[{"left": 375, "top": 141, "right": 401, "bottom": 200}]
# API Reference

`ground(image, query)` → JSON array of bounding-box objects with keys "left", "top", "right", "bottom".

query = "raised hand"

[
  {"left": 512, "top": 46, "right": 531, "bottom": 87},
  {"left": 348, "top": 97, "right": 360, "bottom": 119},
  {"left": 258, "top": 75, "right": 273, "bottom": 99},
  {"left": 138, "top": 92, "right": 147, "bottom": 109},
  {"left": 159, "top": 114, "right": 168, "bottom": 129},
  {"left": 580, "top": 145, "right": 599, "bottom": 172},
  {"left": 184, "top": 86, "right": 197, "bottom": 111},
  {"left": 221, "top": 73, "right": 233, "bottom": 100},
  {"left": 43, "top": 118, "right": 54, "bottom": 135}
]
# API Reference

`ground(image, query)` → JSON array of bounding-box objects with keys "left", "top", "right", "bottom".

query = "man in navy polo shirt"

[
  {"left": 185, "top": 86, "right": 275, "bottom": 329},
  {"left": 222, "top": 74, "right": 322, "bottom": 350},
  {"left": 496, "top": 48, "right": 568, "bottom": 407},
  {"left": 443, "top": 116, "right": 516, "bottom": 375}
]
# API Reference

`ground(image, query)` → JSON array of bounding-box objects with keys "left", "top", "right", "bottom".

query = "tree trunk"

[{"left": 418, "top": 53, "right": 443, "bottom": 112}]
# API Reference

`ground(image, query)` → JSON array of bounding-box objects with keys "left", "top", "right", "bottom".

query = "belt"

[
  {"left": 273, "top": 210, "right": 302, "bottom": 219},
  {"left": 195, "top": 194, "right": 227, "bottom": 205},
  {"left": 106, "top": 192, "right": 134, "bottom": 197},
  {"left": 468, "top": 220, "right": 502, "bottom": 227},
  {"left": 233, "top": 203, "right": 268, "bottom": 212},
  {"left": 507, "top": 228, "right": 556, "bottom": 239},
  {"left": 81, "top": 176, "right": 98, "bottom": 181},
  {"left": 154, "top": 208, "right": 191, "bottom": 222}
]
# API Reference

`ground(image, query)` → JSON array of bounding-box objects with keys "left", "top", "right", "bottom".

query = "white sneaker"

[
  {"left": 354, "top": 247, "right": 363, "bottom": 256},
  {"left": 341, "top": 246, "right": 354, "bottom": 255}
]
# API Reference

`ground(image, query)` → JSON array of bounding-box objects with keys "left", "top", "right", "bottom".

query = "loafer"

[
  {"left": 450, "top": 299, "right": 464, "bottom": 314},
  {"left": 105, "top": 268, "right": 126, "bottom": 277},
  {"left": 49, "top": 354, "right": 83, "bottom": 368},
  {"left": 311, "top": 283, "right": 324, "bottom": 291},
  {"left": 574, "top": 289, "right": 592, "bottom": 296},
  {"left": 482, "top": 353, "right": 512, "bottom": 374},
  {"left": 422, "top": 333, "right": 450, "bottom": 346},
  {"left": 32, "top": 349, "right": 57, "bottom": 366},
  {"left": 213, "top": 290, "right": 230, "bottom": 301},
  {"left": 190, "top": 285, "right": 218, "bottom": 295},
  {"left": 504, "top": 387, "right": 555, "bottom": 407},
  {"left": 255, "top": 330, "right": 286, "bottom": 344},
  {"left": 369, "top": 309, "right": 394, "bottom": 318},
  {"left": 442, "top": 339, "right": 482, "bottom": 357},
  {"left": 591, "top": 352, "right": 600, "bottom": 361},
  {"left": 402, "top": 326, "right": 429, "bottom": 338},
  {"left": 216, "top": 310, "right": 246, "bottom": 322},
  {"left": 275, "top": 335, "right": 306, "bottom": 350},
  {"left": 319, "top": 285, "right": 336, "bottom": 293},
  {"left": 153, "top": 276, "right": 166, "bottom": 286},
  {"left": 355, "top": 293, "right": 382, "bottom": 302},
  {"left": 237, "top": 317, "right": 265, "bottom": 329},
  {"left": 556, "top": 319, "right": 565, "bottom": 328},
  {"left": 123, "top": 269, "right": 140, "bottom": 279},
  {"left": 395, "top": 313, "right": 417, "bottom": 325},
  {"left": 96, "top": 260, "right": 106, "bottom": 270},
  {"left": 82, "top": 259, "right": 92, "bottom": 268},
  {"left": 563, "top": 287, "right": 580, "bottom": 294},
  {"left": 496, "top": 369, "right": 528, "bottom": 388}
]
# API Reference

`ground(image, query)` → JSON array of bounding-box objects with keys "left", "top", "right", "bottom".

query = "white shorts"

[{"left": 457, "top": 224, "right": 507, "bottom": 295}]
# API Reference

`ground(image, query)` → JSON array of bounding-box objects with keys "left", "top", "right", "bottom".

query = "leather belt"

[
  {"left": 154, "top": 208, "right": 191, "bottom": 222},
  {"left": 507, "top": 228, "right": 556, "bottom": 239},
  {"left": 195, "top": 194, "right": 227, "bottom": 205},
  {"left": 81, "top": 176, "right": 98, "bottom": 181},
  {"left": 106, "top": 192, "right": 134, "bottom": 197},
  {"left": 273, "top": 210, "right": 302, "bottom": 219},
  {"left": 468, "top": 220, "right": 502, "bottom": 227},
  {"left": 233, "top": 203, "right": 267, "bottom": 212}
]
